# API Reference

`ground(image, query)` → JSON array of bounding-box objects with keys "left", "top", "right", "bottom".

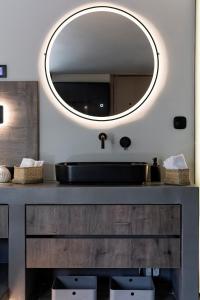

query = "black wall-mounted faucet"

[{"left": 98, "top": 133, "right": 107, "bottom": 149}]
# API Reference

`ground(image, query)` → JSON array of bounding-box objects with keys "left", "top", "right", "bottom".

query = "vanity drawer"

[
  {"left": 0, "top": 205, "right": 8, "bottom": 238},
  {"left": 26, "top": 238, "right": 180, "bottom": 269},
  {"left": 26, "top": 204, "right": 181, "bottom": 236}
]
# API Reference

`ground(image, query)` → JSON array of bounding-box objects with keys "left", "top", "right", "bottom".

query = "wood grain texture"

[
  {"left": 26, "top": 238, "right": 180, "bottom": 268},
  {"left": 0, "top": 205, "right": 8, "bottom": 238},
  {"left": 0, "top": 82, "right": 39, "bottom": 165},
  {"left": 26, "top": 204, "right": 181, "bottom": 236}
]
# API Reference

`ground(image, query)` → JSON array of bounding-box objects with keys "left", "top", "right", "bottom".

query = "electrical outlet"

[
  {"left": 145, "top": 268, "right": 152, "bottom": 276},
  {"left": 153, "top": 268, "right": 160, "bottom": 277}
]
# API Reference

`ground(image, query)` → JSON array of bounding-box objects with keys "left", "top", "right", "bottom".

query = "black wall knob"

[{"left": 120, "top": 136, "right": 131, "bottom": 150}]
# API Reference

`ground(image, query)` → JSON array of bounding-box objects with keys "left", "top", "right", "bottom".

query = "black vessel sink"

[{"left": 55, "top": 162, "right": 148, "bottom": 184}]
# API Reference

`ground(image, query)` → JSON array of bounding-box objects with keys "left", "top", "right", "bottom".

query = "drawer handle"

[
  {"left": 72, "top": 291, "right": 76, "bottom": 296},
  {"left": 131, "top": 292, "right": 135, "bottom": 296}
]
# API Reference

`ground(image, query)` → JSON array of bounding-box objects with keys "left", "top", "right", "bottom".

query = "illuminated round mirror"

[{"left": 45, "top": 6, "right": 159, "bottom": 121}]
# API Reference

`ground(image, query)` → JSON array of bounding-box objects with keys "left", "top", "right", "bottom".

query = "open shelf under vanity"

[{"left": 26, "top": 268, "right": 178, "bottom": 300}]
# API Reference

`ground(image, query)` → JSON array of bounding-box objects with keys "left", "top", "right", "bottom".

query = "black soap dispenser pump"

[{"left": 150, "top": 157, "right": 161, "bottom": 182}]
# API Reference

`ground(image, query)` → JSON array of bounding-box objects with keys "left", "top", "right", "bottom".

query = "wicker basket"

[
  {"left": 164, "top": 168, "right": 190, "bottom": 185},
  {"left": 12, "top": 166, "right": 43, "bottom": 184}
]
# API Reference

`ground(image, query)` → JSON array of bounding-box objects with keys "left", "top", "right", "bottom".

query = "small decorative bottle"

[{"left": 150, "top": 158, "right": 161, "bottom": 182}]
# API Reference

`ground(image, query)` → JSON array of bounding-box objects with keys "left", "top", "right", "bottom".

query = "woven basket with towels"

[
  {"left": 163, "top": 154, "right": 190, "bottom": 185},
  {"left": 12, "top": 166, "right": 43, "bottom": 184},
  {"left": 164, "top": 169, "right": 190, "bottom": 185},
  {"left": 12, "top": 158, "right": 44, "bottom": 184}
]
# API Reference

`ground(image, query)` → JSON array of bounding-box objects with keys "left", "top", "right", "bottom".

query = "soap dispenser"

[{"left": 150, "top": 157, "right": 161, "bottom": 182}]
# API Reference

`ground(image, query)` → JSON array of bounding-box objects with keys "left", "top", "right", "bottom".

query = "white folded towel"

[
  {"left": 163, "top": 154, "right": 188, "bottom": 170},
  {"left": 20, "top": 158, "right": 44, "bottom": 168}
]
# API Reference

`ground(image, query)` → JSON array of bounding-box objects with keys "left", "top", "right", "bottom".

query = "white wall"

[{"left": 0, "top": 0, "right": 195, "bottom": 180}]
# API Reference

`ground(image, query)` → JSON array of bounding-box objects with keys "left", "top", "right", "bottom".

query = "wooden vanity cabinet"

[
  {"left": 26, "top": 204, "right": 181, "bottom": 269},
  {"left": 26, "top": 237, "right": 180, "bottom": 268},
  {"left": 0, "top": 205, "right": 8, "bottom": 239},
  {"left": 26, "top": 204, "right": 180, "bottom": 236}
]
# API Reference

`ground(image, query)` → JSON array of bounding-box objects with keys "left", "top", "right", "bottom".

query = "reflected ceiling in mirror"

[{"left": 45, "top": 6, "right": 159, "bottom": 121}]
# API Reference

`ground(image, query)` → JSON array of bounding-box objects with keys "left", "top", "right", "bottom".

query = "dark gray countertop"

[
  {"left": 0, "top": 181, "right": 197, "bottom": 189},
  {"left": 0, "top": 181, "right": 197, "bottom": 205}
]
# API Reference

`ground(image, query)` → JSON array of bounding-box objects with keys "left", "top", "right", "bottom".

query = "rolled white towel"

[{"left": 34, "top": 161, "right": 44, "bottom": 167}]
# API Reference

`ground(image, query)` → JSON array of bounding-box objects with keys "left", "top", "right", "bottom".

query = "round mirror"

[{"left": 45, "top": 6, "right": 159, "bottom": 121}]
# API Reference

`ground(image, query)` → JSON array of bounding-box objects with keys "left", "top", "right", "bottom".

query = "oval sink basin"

[{"left": 55, "top": 162, "right": 148, "bottom": 184}]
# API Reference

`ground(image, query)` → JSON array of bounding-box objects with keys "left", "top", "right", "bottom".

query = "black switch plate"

[
  {"left": 0, "top": 65, "right": 7, "bottom": 78},
  {"left": 173, "top": 116, "right": 187, "bottom": 129}
]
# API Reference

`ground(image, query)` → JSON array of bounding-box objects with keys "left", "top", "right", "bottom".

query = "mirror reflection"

[{"left": 48, "top": 9, "right": 156, "bottom": 118}]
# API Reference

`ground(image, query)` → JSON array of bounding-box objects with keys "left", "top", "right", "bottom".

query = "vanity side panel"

[{"left": 0, "top": 205, "right": 8, "bottom": 238}]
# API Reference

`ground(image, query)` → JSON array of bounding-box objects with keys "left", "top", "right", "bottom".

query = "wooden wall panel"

[{"left": 0, "top": 82, "right": 39, "bottom": 165}]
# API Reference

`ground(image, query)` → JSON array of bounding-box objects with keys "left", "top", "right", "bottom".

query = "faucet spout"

[{"left": 98, "top": 133, "right": 107, "bottom": 149}]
